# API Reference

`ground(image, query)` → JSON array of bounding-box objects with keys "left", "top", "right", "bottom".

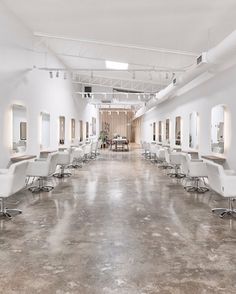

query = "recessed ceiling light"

[{"left": 105, "top": 60, "right": 128, "bottom": 70}]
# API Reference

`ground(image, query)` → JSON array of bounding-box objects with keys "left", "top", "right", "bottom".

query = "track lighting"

[
  {"left": 56, "top": 71, "right": 59, "bottom": 78},
  {"left": 49, "top": 71, "right": 53, "bottom": 78}
]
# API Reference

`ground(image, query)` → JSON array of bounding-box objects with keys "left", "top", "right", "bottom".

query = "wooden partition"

[{"left": 99, "top": 109, "right": 134, "bottom": 141}]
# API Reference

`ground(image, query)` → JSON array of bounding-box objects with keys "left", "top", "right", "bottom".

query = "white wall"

[
  {"left": 140, "top": 64, "right": 236, "bottom": 169},
  {"left": 0, "top": 2, "right": 99, "bottom": 167}
]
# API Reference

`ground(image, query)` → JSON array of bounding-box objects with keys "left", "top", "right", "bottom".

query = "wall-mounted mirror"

[
  {"left": 211, "top": 105, "right": 225, "bottom": 154},
  {"left": 79, "top": 120, "right": 83, "bottom": 142},
  {"left": 158, "top": 121, "right": 163, "bottom": 142},
  {"left": 71, "top": 118, "right": 76, "bottom": 141},
  {"left": 40, "top": 112, "right": 50, "bottom": 149},
  {"left": 165, "top": 119, "right": 170, "bottom": 144},
  {"left": 59, "top": 116, "right": 65, "bottom": 145},
  {"left": 189, "top": 112, "right": 199, "bottom": 149},
  {"left": 86, "top": 121, "right": 89, "bottom": 139},
  {"left": 12, "top": 104, "right": 27, "bottom": 153},
  {"left": 152, "top": 122, "right": 156, "bottom": 141},
  {"left": 92, "top": 117, "right": 96, "bottom": 136},
  {"left": 175, "top": 116, "right": 181, "bottom": 146}
]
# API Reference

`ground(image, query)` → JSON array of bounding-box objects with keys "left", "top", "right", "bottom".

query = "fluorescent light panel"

[{"left": 105, "top": 60, "right": 128, "bottom": 70}]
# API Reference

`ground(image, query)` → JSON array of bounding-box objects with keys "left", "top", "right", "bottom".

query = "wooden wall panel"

[{"left": 99, "top": 110, "right": 133, "bottom": 141}]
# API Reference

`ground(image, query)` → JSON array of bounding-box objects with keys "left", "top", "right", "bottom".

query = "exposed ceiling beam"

[
  {"left": 38, "top": 67, "right": 176, "bottom": 72},
  {"left": 34, "top": 32, "right": 199, "bottom": 57},
  {"left": 38, "top": 52, "right": 188, "bottom": 72}
]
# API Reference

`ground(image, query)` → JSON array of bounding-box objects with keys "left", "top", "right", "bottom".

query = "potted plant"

[{"left": 99, "top": 130, "right": 108, "bottom": 148}]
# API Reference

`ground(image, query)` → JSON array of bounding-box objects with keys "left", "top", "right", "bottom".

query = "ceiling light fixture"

[
  {"left": 56, "top": 71, "right": 59, "bottom": 78},
  {"left": 49, "top": 71, "right": 53, "bottom": 78},
  {"left": 105, "top": 60, "right": 129, "bottom": 70}
]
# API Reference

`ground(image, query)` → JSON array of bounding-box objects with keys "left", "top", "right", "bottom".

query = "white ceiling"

[
  {"left": 3, "top": 0, "right": 236, "bottom": 104},
  {"left": 4, "top": 0, "right": 236, "bottom": 51}
]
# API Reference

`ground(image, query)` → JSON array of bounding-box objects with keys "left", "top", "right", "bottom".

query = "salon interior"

[{"left": 1, "top": 0, "right": 236, "bottom": 293}]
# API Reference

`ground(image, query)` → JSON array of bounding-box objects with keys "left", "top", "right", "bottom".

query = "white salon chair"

[
  {"left": 0, "top": 160, "right": 29, "bottom": 218},
  {"left": 91, "top": 141, "right": 98, "bottom": 159},
  {"left": 159, "top": 148, "right": 173, "bottom": 170},
  {"left": 27, "top": 152, "right": 59, "bottom": 193},
  {"left": 150, "top": 143, "right": 158, "bottom": 162},
  {"left": 144, "top": 142, "right": 151, "bottom": 159},
  {"left": 167, "top": 152, "right": 185, "bottom": 178},
  {"left": 54, "top": 150, "right": 72, "bottom": 178},
  {"left": 155, "top": 148, "right": 166, "bottom": 165},
  {"left": 83, "top": 143, "right": 92, "bottom": 162},
  {"left": 206, "top": 161, "right": 236, "bottom": 218},
  {"left": 181, "top": 153, "right": 209, "bottom": 193},
  {"left": 70, "top": 147, "right": 84, "bottom": 168},
  {"left": 140, "top": 141, "right": 145, "bottom": 155}
]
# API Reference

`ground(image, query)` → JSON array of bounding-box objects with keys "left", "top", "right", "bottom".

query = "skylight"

[{"left": 105, "top": 60, "right": 129, "bottom": 70}]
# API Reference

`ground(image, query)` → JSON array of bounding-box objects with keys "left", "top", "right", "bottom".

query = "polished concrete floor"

[{"left": 1, "top": 149, "right": 236, "bottom": 294}]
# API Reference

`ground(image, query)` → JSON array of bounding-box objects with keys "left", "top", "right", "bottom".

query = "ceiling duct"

[{"left": 135, "top": 30, "right": 236, "bottom": 118}]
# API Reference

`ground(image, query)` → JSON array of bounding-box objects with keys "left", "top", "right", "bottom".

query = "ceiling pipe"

[
  {"left": 206, "top": 30, "right": 236, "bottom": 64},
  {"left": 135, "top": 30, "right": 236, "bottom": 118}
]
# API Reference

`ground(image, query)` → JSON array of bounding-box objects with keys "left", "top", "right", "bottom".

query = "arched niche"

[
  {"left": 211, "top": 105, "right": 226, "bottom": 154},
  {"left": 175, "top": 116, "right": 181, "bottom": 146},
  {"left": 189, "top": 112, "right": 199, "bottom": 149}
]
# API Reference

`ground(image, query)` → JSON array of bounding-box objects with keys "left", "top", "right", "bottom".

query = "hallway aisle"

[{"left": 1, "top": 150, "right": 236, "bottom": 294}]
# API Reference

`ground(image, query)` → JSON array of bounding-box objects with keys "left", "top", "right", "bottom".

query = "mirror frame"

[
  {"left": 165, "top": 118, "right": 170, "bottom": 145},
  {"left": 211, "top": 105, "right": 225, "bottom": 154},
  {"left": 12, "top": 104, "right": 27, "bottom": 154},
  {"left": 175, "top": 116, "right": 182, "bottom": 146},
  {"left": 59, "top": 116, "right": 65, "bottom": 145},
  {"left": 189, "top": 112, "right": 199, "bottom": 150}
]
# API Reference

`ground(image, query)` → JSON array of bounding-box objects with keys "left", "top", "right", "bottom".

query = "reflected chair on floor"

[
  {"left": 206, "top": 161, "right": 236, "bottom": 218},
  {"left": 83, "top": 143, "right": 92, "bottom": 162},
  {"left": 27, "top": 152, "right": 59, "bottom": 193},
  {"left": 91, "top": 141, "right": 99, "bottom": 159},
  {"left": 0, "top": 160, "right": 29, "bottom": 218}
]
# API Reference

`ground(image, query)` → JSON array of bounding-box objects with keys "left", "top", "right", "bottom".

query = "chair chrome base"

[
  {"left": 168, "top": 172, "right": 185, "bottom": 179},
  {"left": 53, "top": 165, "right": 72, "bottom": 178},
  {"left": 28, "top": 178, "right": 54, "bottom": 193},
  {"left": 168, "top": 165, "right": 185, "bottom": 179},
  {"left": 53, "top": 172, "right": 71, "bottom": 178},
  {"left": 28, "top": 185, "right": 54, "bottom": 193},
  {"left": 70, "top": 164, "right": 83, "bottom": 168},
  {"left": 185, "top": 186, "right": 209, "bottom": 193},
  {"left": 158, "top": 163, "right": 172, "bottom": 169},
  {"left": 212, "top": 198, "right": 236, "bottom": 218},
  {"left": 212, "top": 208, "right": 236, "bottom": 218},
  {"left": 0, "top": 209, "right": 22, "bottom": 219},
  {"left": 0, "top": 198, "right": 22, "bottom": 219},
  {"left": 184, "top": 177, "right": 209, "bottom": 193}
]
